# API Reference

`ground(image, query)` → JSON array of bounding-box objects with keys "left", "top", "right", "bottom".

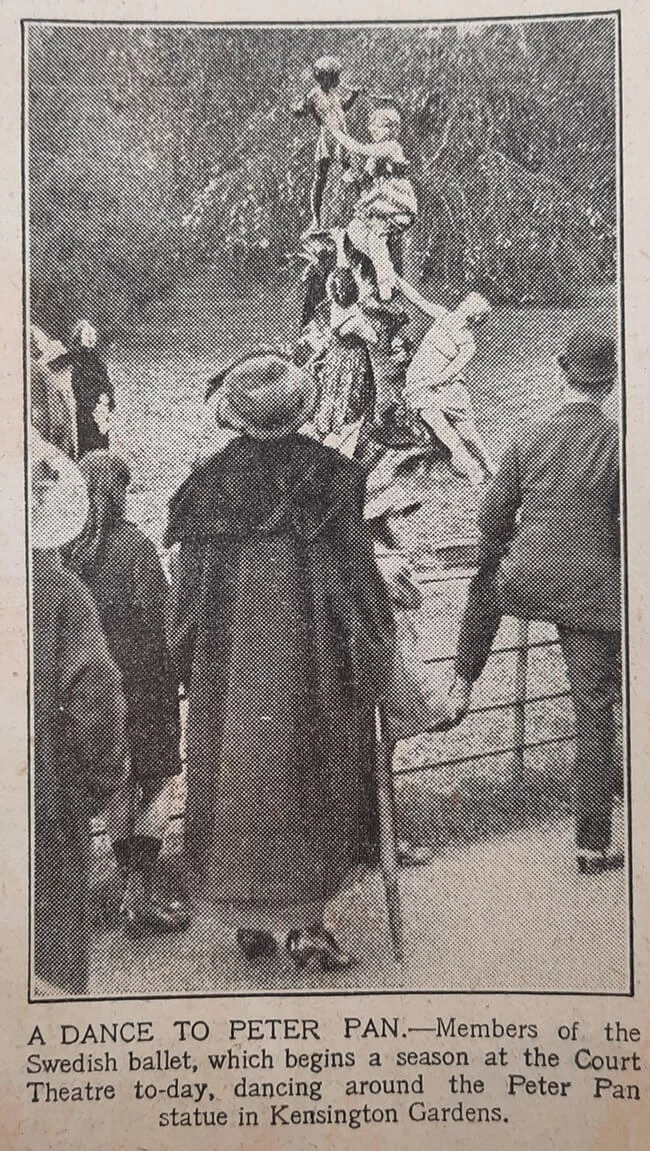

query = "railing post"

[{"left": 510, "top": 618, "right": 530, "bottom": 788}]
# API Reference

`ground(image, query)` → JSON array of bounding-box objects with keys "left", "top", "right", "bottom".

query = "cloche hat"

[
  {"left": 30, "top": 429, "right": 90, "bottom": 551},
  {"left": 207, "top": 353, "right": 318, "bottom": 440}
]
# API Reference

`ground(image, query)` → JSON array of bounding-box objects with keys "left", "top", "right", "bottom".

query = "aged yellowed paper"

[{"left": 1, "top": 1, "right": 649, "bottom": 1147}]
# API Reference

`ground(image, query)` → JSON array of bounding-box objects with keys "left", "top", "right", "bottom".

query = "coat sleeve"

[
  {"left": 101, "top": 359, "right": 116, "bottom": 410},
  {"left": 47, "top": 352, "right": 73, "bottom": 373},
  {"left": 59, "top": 576, "right": 127, "bottom": 811},
  {"left": 165, "top": 538, "right": 202, "bottom": 689},
  {"left": 329, "top": 467, "right": 396, "bottom": 697},
  {"left": 128, "top": 534, "right": 181, "bottom": 701},
  {"left": 476, "top": 440, "right": 521, "bottom": 565},
  {"left": 132, "top": 533, "right": 170, "bottom": 611}
]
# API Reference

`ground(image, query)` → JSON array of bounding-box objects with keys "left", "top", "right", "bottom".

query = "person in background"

[
  {"left": 30, "top": 325, "right": 78, "bottom": 459},
  {"left": 293, "top": 55, "right": 364, "bottom": 233},
  {"left": 63, "top": 450, "right": 189, "bottom": 937},
  {"left": 447, "top": 330, "right": 623, "bottom": 874},
  {"left": 31, "top": 430, "right": 126, "bottom": 995},
  {"left": 50, "top": 320, "right": 115, "bottom": 457},
  {"left": 165, "top": 353, "right": 395, "bottom": 972}
]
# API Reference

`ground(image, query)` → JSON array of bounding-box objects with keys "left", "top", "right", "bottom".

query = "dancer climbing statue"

[{"left": 325, "top": 105, "right": 418, "bottom": 299}]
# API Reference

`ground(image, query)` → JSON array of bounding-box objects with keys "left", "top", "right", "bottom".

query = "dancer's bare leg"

[
  {"left": 367, "top": 228, "right": 396, "bottom": 300},
  {"left": 419, "top": 407, "right": 485, "bottom": 486},
  {"left": 347, "top": 216, "right": 390, "bottom": 297},
  {"left": 453, "top": 417, "right": 497, "bottom": 476},
  {"left": 333, "top": 227, "right": 349, "bottom": 267}
]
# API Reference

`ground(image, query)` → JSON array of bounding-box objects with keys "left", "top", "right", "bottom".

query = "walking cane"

[{"left": 374, "top": 704, "right": 404, "bottom": 963}]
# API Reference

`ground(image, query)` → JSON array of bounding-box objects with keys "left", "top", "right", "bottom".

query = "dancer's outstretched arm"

[
  {"left": 341, "top": 86, "right": 364, "bottom": 112},
  {"left": 325, "top": 121, "right": 395, "bottom": 158},
  {"left": 292, "top": 94, "right": 312, "bottom": 117},
  {"left": 395, "top": 275, "right": 449, "bottom": 321}
]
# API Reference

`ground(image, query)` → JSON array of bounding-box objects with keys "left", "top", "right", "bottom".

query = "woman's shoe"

[
  {"left": 121, "top": 898, "right": 191, "bottom": 938},
  {"left": 236, "top": 928, "right": 278, "bottom": 962},
  {"left": 286, "top": 928, "right": 320, "bottom": 970},
  {"left": 287, "top": 927, "right": 356, "bottom": 972},
  {"left": 150, "top": 896, "right": 191, "bottom": 930}
]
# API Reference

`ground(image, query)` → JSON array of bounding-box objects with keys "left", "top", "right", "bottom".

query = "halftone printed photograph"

[{"left": 25, "top": 13, "right": 629, "bottom": 1000}]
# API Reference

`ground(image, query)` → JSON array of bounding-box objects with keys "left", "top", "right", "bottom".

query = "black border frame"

[{"left": 22, "top": 8, "right": 632, "bottom": 1003}]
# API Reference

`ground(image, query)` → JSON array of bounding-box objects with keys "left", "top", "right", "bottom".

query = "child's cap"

[
  {"left": 314, "top": 55, "right": 342, "bottom": 78},
  {"left": 455, "top": 291, "right": 492, "bottom": 322}
]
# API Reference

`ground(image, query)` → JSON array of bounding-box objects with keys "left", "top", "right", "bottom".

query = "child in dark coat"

[
  {"left": 64, "top": 450, "right": 189, "bottom": 936},
  {"left": 31, "top": 431, "right": 127, "bottom": 995}
]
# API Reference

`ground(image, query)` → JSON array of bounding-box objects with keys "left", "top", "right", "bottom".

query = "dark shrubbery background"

[{"left": 28, "top": 19, "right": 617, "bottom": 337}]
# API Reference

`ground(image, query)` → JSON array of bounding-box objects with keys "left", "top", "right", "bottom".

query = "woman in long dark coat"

[
  {"left": 50, "top": 321, "right": 115, "bottom": 457},
  {"left": 64, "top": 450, "right": 189, "bottom": 937},
  {"left": 165, "top": 353, "right": 395, "bottom": 971}
]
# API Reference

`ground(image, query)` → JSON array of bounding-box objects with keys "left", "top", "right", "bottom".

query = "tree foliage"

[{"left": 28, "top": 19, "right": 617, "bottom": 335}]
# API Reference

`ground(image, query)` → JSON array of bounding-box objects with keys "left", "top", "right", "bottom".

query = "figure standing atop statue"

[{"left": 293, "top": 55, "right": 364, "bottom": 233}]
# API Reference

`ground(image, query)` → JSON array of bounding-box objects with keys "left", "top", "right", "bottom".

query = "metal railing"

[
  {"left": 90, "top": 543, "right": 576, "bottom": 842},
  {"left": 388, "top": 542, "right": 574, "bottom": 786}
]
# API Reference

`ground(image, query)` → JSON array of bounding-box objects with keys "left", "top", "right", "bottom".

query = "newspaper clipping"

[{"left": 1, "top": 1, "right": 649, "bottom": 1148}]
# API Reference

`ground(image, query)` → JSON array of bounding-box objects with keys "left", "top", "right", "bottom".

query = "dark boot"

[
  {"left": 236, "top": 928, "right": 278, "bottom": 962},
  {"left": 93, "top": 838, "right": 132, "bottom": 930},
  {"left": 121, "top": 836, "right": 190, "bottom": 937}
]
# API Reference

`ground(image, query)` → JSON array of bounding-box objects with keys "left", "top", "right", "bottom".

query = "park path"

[{"left": 88, "top": 809, "right": 628, "bottom": 998}]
